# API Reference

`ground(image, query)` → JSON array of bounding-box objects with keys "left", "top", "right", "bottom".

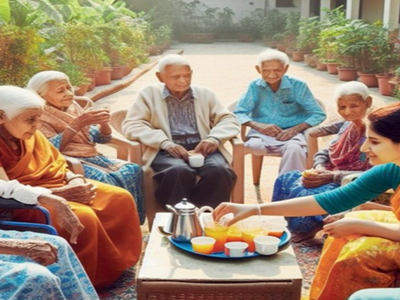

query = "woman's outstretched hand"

[{"left": 213, "top": 202, "right": 255, "bottom": 226}]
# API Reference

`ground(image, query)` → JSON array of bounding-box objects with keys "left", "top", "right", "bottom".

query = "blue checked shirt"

[
  {"left": 163, "top": 87, "right": 201, "bottom": 145},
  {"left": 234, "top": 75, "right": 326, "bottom": 129}
]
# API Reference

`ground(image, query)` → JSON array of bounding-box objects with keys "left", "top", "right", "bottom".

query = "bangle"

[
  {"left": 66, "top": 174, "right": 86, "bottom": 183},
  {"left": 66, "top": 126, "right": 78, "bottom": 134},
  {"left": 256, "top": 203, "right": 262, "bottom": 217}
]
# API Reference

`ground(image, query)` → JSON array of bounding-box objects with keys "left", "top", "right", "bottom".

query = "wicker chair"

[{"left": 109, "top": 109, "right": 245, "bottom": 230}]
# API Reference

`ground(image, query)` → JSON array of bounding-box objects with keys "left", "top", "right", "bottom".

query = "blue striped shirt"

[
  {"left": 163, "top": 87, "right": 201, "bottom": 145},
  {"left": 234, "top": 75, "right": 326, "bottom": 129}
]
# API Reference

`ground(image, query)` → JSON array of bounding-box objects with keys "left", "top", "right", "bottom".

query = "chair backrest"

[
  {"left": 110, "top": 109, "right": 128, "bottom": 135},
  {"left": 74, "top": 96, "right": 94, "bottom": 110}
]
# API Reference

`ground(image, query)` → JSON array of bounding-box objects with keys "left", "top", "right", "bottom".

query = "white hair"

[
  {"left": 158, "top": 54, "right": 191, "bottom": 72},
  {"left": 0, "top": 86, "right": 45, "bottom": 119},
  {"left": 257, "top": 48, "right": 289, "bottom": 67},
  {"left": 27, "top": 70, "right": 71, "bottom": 96},
  {"left": 333, "top": 81, "right": 371, "bottom": 102}
]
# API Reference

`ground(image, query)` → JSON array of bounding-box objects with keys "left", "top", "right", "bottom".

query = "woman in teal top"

[{"left": 214, "top": 102, "right": 400, "bottom": 300}]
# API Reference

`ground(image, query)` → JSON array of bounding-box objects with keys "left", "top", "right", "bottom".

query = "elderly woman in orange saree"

[
  {"left": 0, "top": 86, "right": 142, "bottom": 289},
  {"left": 214, "top": 102, "right": 400, "bottom": 300}
]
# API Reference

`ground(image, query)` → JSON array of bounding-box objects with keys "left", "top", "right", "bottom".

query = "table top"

[{"left": 138, "top": 213, "right": 303, "bottom": 282}]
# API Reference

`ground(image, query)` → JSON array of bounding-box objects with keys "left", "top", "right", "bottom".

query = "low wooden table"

[{"left": 137, "top": 213, "right": 303, "bottom": 300}]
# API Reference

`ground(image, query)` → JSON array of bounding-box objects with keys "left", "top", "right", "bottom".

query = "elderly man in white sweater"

[{"left": 123, "top": 54, "right": 240, "bottom": 208}]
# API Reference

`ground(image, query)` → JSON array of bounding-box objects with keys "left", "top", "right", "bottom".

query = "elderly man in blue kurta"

[{"left": 234, "top": 49, "right": 326, "bottom": 175}]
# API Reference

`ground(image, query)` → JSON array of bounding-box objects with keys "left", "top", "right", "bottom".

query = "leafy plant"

[
  {"left": 58, "top": 61, "right": 91, "bottom": 86},
  {"left": 0, "top": 24, "right": 43, "bottom": 86},
  {"left": 296, "top": 16, "right": 320, "bottom": 52}
]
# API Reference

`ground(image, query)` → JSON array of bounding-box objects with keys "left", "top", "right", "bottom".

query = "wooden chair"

[
  {"left": 228, "top": 99, "right": 324, "bottom": 185},
  {"left": 109, "top": 109, "right": 245, "bottom": 230}
]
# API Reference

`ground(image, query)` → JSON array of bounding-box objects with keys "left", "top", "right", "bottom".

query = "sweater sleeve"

[
  {"left": 0, "top": 180, "right": 51, "bottom": 205},
  {"left": 315, "top": 163, "right": 400, "bottom": 214}
]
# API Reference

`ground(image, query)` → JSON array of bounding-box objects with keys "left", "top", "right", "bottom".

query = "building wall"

[
  {"left": 181, "top": 0, "right": 301, "bottom": 22},
  {"left": 361, "top": 0, "right": 384, "bottom": 22}
]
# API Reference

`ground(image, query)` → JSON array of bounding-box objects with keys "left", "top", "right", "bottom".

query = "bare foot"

[{"left": 291, "top": 224, "right": 324, "bottom": 243}]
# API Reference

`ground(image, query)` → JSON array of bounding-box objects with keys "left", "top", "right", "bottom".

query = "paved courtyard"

[{"left": 91, "top": 41, "right": 397, "bottom": 206}]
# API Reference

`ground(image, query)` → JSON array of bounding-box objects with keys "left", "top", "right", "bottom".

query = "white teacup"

[
  {"left": 188, "top": 154, "right": 205, "bottom": 168},
  {"left": 254, "top": 236, "right": 280, "bottom": 255},
  {"left": 224, "top": 242, "right": 249, "bottom": 257}
]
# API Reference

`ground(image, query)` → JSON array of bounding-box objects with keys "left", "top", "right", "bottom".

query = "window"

[{"left": 276, "top": 0, "right": 295, "bottom": 7}]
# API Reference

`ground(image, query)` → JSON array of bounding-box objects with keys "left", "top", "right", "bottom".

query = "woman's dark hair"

[{"left": 368, "top": 102, "right": 400, "bottom": 143}]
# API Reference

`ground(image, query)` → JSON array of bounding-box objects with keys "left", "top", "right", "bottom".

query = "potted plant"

[
  {"left": 173, "top": 0, "right": 216, "bottom": 43},
  {"left": 314, "top": 6, "right": 348, "bottom": 74},
  {"left": 237, "top": 15, "right": 257, "bottom": 43},
  {"left": 293, "top": 16, "right": 321, "bottom": 62},
  {"left": 260, "top": 9, "right": 287, "bottom": 48},
  {"left": 58, "top": 62, "right": 91, "bottom": 96}
]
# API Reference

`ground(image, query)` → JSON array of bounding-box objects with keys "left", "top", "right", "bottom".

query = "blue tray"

[{"left": 168, "top": 229, "right": 291, "bottom": 259}]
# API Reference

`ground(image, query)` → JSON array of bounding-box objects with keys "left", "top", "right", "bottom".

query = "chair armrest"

[
  {"left": 74, "top": 96, "right": 94, "bottom": 110},
  {"left": 304, "top": 128, "right": 319, "bottom": 169},
  {"left": 0, "top": 197, "right": 35, "bottom": 209},
  {"left": 64, "top": 155, "right": 85, "bottom": 175},
  {"left": 229, "top": 137, "right": 244, "bottom": 203},
  {"left": 107, "top": 136, "right": 143, "bottom": 165}
]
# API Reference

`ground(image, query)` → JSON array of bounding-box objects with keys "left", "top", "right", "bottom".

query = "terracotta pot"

[
  {"left": 123, "top": 66, "right": 135, "bottom": 77},
  {"left": 147, "top": 45, "right": 163, "bottom": 56},
  {"left": 180, "top": 33, "right": 214, "bottom": 43},
  {"left": 292, "top": 51, "right": 307, "bottom": 62},
  {"left": 85, "top": 73, "right": 96, "bottom": 92},
  {"left": 357, "top": 73, "right": 378, "bottom": 87},
  {"left": 238, "top": 33, "right": 255, "bottom": 43},
  {"left": 74, "top": 84, "right": 89, "bottom": 96},
  {"left": 111, "top": 66, "right": 125, "bottom": 80},
  {"left": 304, "top": 54, "right": 316, "bottom": 68},
  {"left": 337, "top": 67, "right": 358, "bottom": 81},
  {"left": 316, "top": 61, "right": 327, "bottom": 71},
  {"left": 95, "top": 68, "right": 112, "bottom": 86},
  {"left": 326, "top": 63, "right": 339, "bottom": 75},
  {"left": 376, "top": 74, "right": 395, "bottom": 96},
  {"left": 276, "top": 44, "right": 286, "bottom": 52}
]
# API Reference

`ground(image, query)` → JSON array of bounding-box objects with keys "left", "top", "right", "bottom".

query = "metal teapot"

[{"left": 164, "top": 198, "right": 213, "bottom": 242}]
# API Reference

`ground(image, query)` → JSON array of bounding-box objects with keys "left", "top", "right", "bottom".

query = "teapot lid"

[{"left": 174, "top": 198, "right": 196, "bottom": 212}]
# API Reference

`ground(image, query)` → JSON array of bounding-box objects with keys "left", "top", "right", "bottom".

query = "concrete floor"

[{"left": 91, "top": 41, "right": 397, "bottom": 206}]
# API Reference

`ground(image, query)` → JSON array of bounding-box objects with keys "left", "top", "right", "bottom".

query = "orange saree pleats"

[
  {"left": 309, "top": 203, "right": 400, "bottom": 300},
  {"left": 13, "top": 180, "right": 142, "bottom": 287}
]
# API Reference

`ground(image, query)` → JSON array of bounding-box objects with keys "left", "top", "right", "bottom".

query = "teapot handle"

[
  {"left": 196, "top": 206, "right": 214, "bottom": 216},
  {"left": 196, "top": 206, "right": 214, "bottom": 231}
]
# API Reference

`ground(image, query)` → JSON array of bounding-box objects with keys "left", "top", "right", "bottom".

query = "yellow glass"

[
  {"left": 241, "top": 228, "right": 269, "bottom": 252},
  {"left": 192, "top": 243, "right": 214, "bottom": 254},
  {"left": 204, "top": 224, "right": 229, "bottom": 252},
  {"left": 227, "top": 224, "right": 243, "bottom": 242}
]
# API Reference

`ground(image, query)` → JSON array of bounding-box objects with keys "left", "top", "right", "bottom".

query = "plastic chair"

[
  {"left": 109, "top": 109, "right": 245, "bottom": 230},
  {"left": 0, "top": 197, "right": 58, "bottom": 235},
  {"left": 228, "top": 99, "right": 325, "bottom": 185}
]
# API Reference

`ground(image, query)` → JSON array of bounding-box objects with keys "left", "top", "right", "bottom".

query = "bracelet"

[
  {"left": 66, "top": 174, "right": 86, "bottom": 183},
  {"left": 256, "top": 203, "right": 262, "bottom": 217},
  {"left": 66, "top": 126, "right": 78, "bottom": 134}
]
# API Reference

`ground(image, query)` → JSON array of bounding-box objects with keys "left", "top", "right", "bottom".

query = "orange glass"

[
  {"left": 241, "top": 228, "right": 269, "bottom": 252},
  {"left": 204, "top": 224, "right": 228, "bottom": 252},
  {"left": 268, "top": 231, "right": 284, "bottom": 238}
]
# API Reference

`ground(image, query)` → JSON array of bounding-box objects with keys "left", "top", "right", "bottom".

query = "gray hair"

[
  {"left": 333, "top": 81, "right": 371, "bottom": 102},
  {"left": 257, "top": 48, "right": 289, "bottom": 67},
  {"left": 158, "top": 54, "right": 191, "bottom": 72},
  {"left": 27, "top": 71, "right": 71, "bottom": 96},
  {"left": 0, "top": 86, "right": 45, "bottom": 119}
]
